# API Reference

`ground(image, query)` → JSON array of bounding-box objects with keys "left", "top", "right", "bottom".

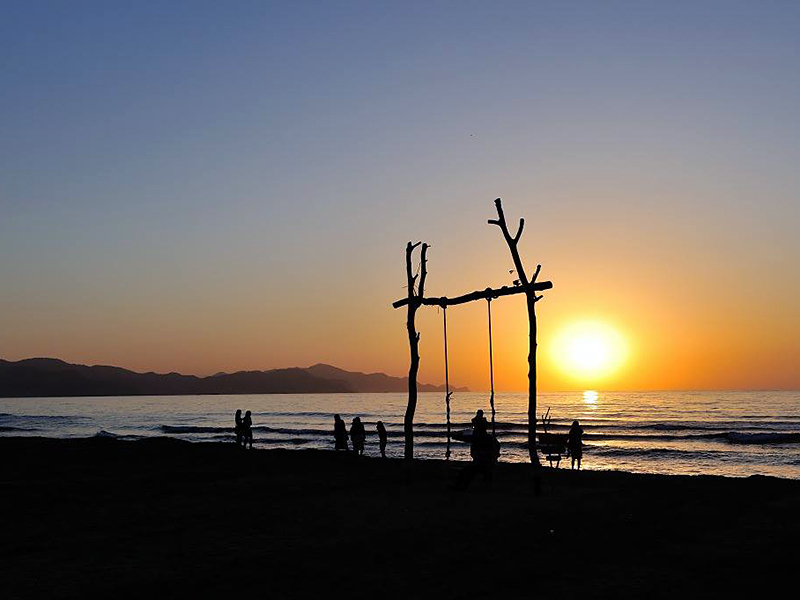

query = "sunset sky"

[{"left": 2, "top": 1, "right": 799, "bottom": 391}]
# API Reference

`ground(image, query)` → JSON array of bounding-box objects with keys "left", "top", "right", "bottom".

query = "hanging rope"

[
  {"left": 487, "top": 298, "right": 496, "bottom": 436},
  {"left": 443, "top": 306, "right": 452, "bottom": 459}
]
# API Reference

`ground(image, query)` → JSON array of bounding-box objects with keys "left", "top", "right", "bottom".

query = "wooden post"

[
  {"left": 403, "top": 241, "right": 428, "bottom": 460},
  {"left": 489, "top": 198, "right": 544, "bottom": 471}
]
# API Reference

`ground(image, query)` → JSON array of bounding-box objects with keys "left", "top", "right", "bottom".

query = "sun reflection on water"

[{"left": 583, "top": 390, "right": 598, "bottom": 404}]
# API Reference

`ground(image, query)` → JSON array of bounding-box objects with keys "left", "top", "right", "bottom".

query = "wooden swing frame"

[{"left": 392, "top": 199, "right": 553, "bottom": 471}]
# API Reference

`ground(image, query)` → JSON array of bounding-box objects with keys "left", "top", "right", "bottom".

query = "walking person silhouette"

[
  {"left": 568, "top": 420, "right": 584, "bottom": 470},
  {"left": 242, "top": 410, "right": 253, "bottom": 450},
  {"left": 334, "top": 414, "right": 349, "bottom": 451},
  {"left": 376, "top": 421, "right": 388, "bottom": 458},
  {"left": 350, "top": 417, "right": 366, "bottom": 456},
  {"left": 234, "top": 409, "right": 244, "bottom": 447}
]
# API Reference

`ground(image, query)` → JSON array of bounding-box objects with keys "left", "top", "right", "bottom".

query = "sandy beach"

[{"left": 2, "top": 436, "right": 799, "bottom": 599}]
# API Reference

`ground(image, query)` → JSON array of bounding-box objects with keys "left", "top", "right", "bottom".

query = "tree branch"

[
  {"left": 513, "top": 218, "right": 525, "bottom": 243},
  {"left": 490, "top": 198, "right": 529, "bottom": 287},
  {"left": 392, "top": 280, "right": 553, "bottom": 309},
  {"left": 418, "top": 243, "right": 429, "bottom": 299},
  {"left": 531, "top": 263, "right": 541, "bottom": 284},
  {"left": 405, "top": 242, "right": 421, "bottom": 300}
]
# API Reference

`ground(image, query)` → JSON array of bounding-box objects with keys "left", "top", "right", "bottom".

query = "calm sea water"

[{"left": 2, "top": 391, "right": 800, "bottom": 478}]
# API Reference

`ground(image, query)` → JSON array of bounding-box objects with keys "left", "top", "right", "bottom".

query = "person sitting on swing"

[
  {"left": 456, "top": 409, "right": 497, "bottom": 489},
  {"left": 471, "top": 409, "right": 494, "bottom": 457},
  {"left": 471, "top": 409, "right": 496, "bottom": 462},
  {"left": 471, "top": 409, "right": 488, "bottom": 437}
]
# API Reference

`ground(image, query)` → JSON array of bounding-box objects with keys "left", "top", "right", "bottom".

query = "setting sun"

[{"left": 551, "top": 321, "right": 627, "bottom": 383}]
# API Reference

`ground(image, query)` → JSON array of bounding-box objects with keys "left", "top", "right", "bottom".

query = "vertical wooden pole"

[
  {"left": 489, "top": 199, "right": 544, "bottom": 471},
  {"left": 404, "top": 241, "right": 428, "bottom": 461},
  {"left": 443, "top": 306, "right": 451, "bottom": 459},
  {"left": 487, "top": 298, "right": 496, "bottom": 436}
]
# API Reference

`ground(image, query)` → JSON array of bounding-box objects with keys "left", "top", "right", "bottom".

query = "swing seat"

[
  {"left": 453, "top": 428, "right": 499, "bottom": 447},
  {"left": 453, "top": 428, "right": 474, "bottom": 443}
]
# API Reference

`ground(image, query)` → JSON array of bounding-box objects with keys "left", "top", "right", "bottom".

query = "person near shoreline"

[
  {"left": 350, "top": 417, "right": 366, "bottom": 456},
  {"left": 471, "top": 409, "right": 488, "bottom": 435},
  {"left": 470, "top": 409, "right": 489, "bottom": 459},
  {"left": 456, "top": 409, "right": 499, "bottom": 489},
  {"left": 568, "top": 420, "right": 584, "bottom": 470},
  {"left": 376, "top": 421, "right": 388, "bottom": 458},
  {"left": 234, "top": 409, "right": 244, "bottom": 447},
  {"left": 334, "top": 414, "right": 349, "bottom": 451},
  {"left": 242, "top": 410, "right": 253, "bottom": 450}
]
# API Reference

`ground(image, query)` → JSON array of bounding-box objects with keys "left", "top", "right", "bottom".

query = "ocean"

[{"left": 2, "top": 390, "right": 799, "bottom": 478}]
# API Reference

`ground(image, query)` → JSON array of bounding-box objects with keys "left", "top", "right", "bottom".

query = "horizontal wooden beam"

[{"left": 392, "top": 281, "right": 553, "bottom": 309}]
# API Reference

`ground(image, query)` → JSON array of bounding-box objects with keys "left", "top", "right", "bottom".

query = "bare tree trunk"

[
  {"left": 403, "top": 242, "right": 428, "bottom": 460},
  {"left": 405, "top": 302, "right": 419, "bottom": 460},
  {"left": 489, "top": 199, "right": 543, "bottom": 469},
  {"left": 527, "top": 294, "right": 539, "bottom": 468}
]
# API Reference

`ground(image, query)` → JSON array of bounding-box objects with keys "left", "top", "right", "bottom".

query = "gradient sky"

[{"left": 2, "top": 1, "right": 799, "bottom": 391}]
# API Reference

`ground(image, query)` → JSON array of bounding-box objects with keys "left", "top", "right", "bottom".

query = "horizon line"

[{"left": 3, "top": 356, "right": 798, "bottom": 394}]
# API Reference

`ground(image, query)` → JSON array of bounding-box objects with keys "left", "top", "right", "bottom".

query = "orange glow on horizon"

[{"left": 3, "top": 192, "right": 799, "bottom": 393}]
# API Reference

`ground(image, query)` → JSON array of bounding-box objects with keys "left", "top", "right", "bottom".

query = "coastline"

[
  {"left": 5, "top": 390, "right": 800, "bottom": 478},
  {"left": 3, "top": 436, "right": 799, "bottom": 598}
]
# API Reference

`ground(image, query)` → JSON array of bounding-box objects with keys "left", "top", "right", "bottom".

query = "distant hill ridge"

[{"left": 0, "top": 358, "right": 468, "bottom": 398}]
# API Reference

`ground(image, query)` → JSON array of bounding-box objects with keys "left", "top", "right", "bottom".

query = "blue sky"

[{"left": 2, "top": 1, "right": 799, "bottom": 389}]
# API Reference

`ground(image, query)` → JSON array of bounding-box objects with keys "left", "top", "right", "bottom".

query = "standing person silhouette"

[
  {"left": 568, "top": 420, "right": 584, "bottom": 470},
  {"left": 242, "top": 410, "right": 253, "bottom": 450},
  {"left": 350, "top": 417, "right": 366, "bottom": 456},
  {"left": 234, "top": 409, "right": 244, "bottom": 447},
  {"left": 376, "top": 421, "right": 388, "bottom": 458},
  {"left": 333, "top": 414, "right": 349, "bottom": 451}
]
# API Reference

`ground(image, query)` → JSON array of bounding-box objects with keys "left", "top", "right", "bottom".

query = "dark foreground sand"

[{"left": 2, "top": 437, "right": 799, "bottom": 599}]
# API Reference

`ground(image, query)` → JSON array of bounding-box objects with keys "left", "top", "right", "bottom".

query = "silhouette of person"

[
  {"left": 334, "top": 414, "right": 349, "bottom": 451},
  {"left": 472, "top": 409, "right": 488, "bottom": 436},
  {"left": 242, "top": 410, "right": 253, "bottom": 450},
  {"left": 457, "top": 409, "right": 499, "bottom": 489},
  {"left": 568, "top": 420, "right": 584, "bottom": 470},
  {"left": 234, "top": 409, "right": 244, "bottom": 447},
  {"left": 376, "top": 421, "right": 388, "bottom": 458},
  {"left": 470, "top": 409, "right": 489, "bottom": 458},
  {"left": 350, "top": 416, "right": 366, "bottom": 456}
]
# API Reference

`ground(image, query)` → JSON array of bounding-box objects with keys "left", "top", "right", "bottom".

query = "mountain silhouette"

[
  {"left": 0, "top": 358, "right": 467, "bottom": 398},
  {"left": 306, "top": 363, "right": 467, "bottom": 393}
]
